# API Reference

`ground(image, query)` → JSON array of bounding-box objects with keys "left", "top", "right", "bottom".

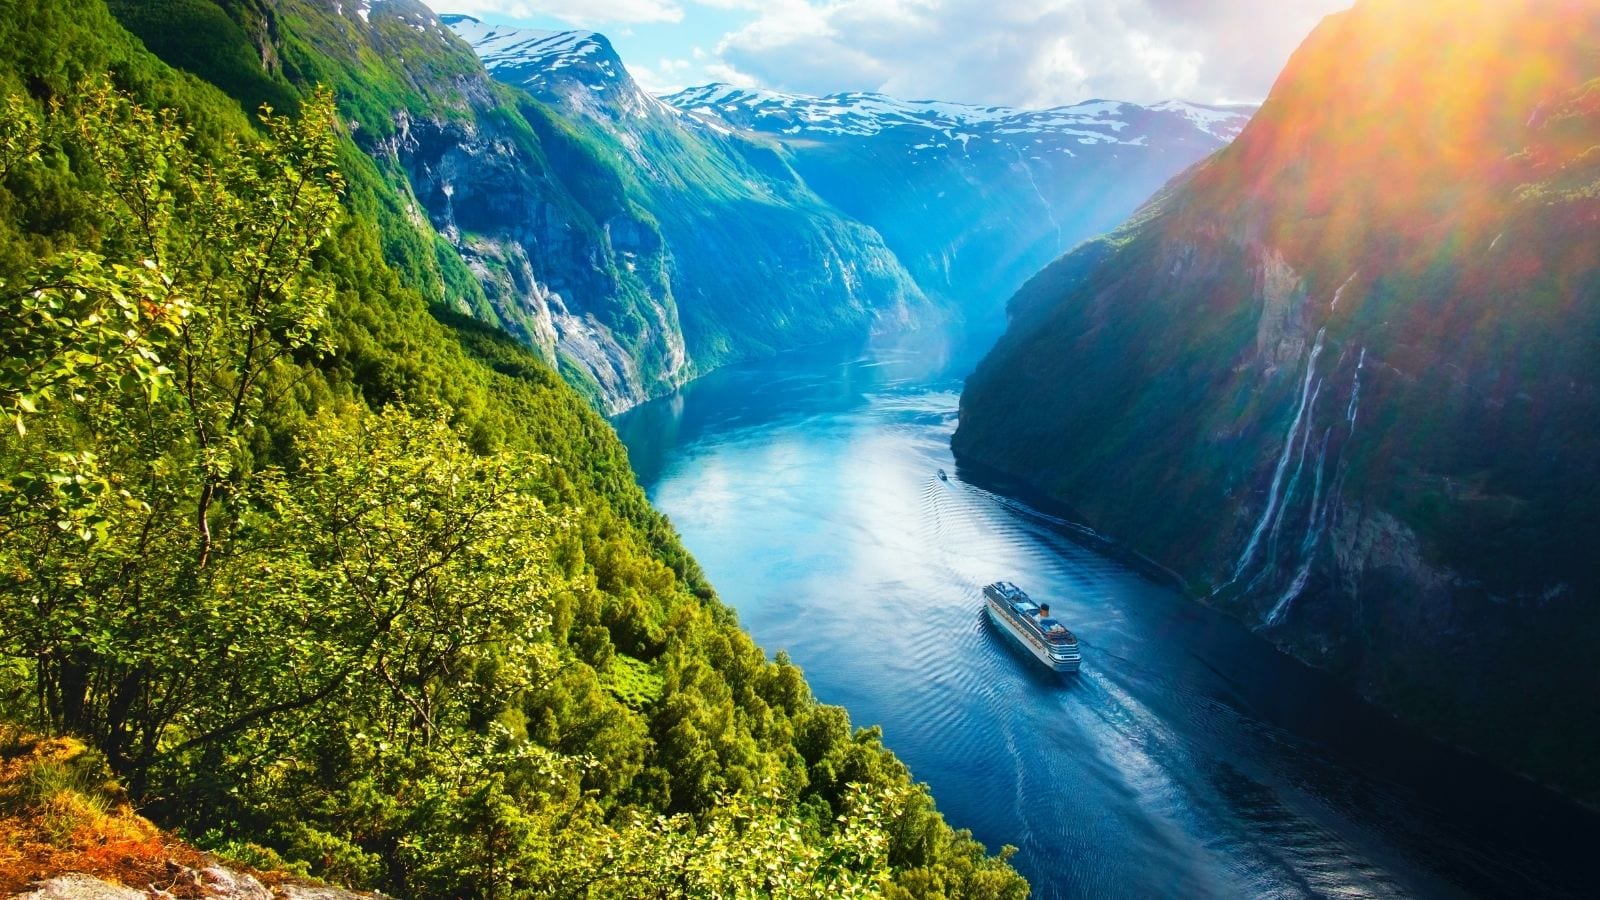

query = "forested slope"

[{"left": 0, "top": 1, "right": 1027, "bottom": 894}]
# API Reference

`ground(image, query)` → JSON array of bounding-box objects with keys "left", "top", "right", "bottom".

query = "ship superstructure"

[{"left": 982, "top": 582, "right": 1081, "bottom": 673}]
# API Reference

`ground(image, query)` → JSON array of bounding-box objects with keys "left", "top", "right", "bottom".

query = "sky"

[{"left": 420, "top": 0, "right": 1353, "bottom": 107}]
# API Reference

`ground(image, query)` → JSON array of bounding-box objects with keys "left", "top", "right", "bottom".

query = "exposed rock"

[
  {"left": 9, "top": 863, "right": 381, "bottom": 900},
  {"left": 177, "top": 865, "right": 272, "bottom": 899},
  {"left": 12, "top": 875, "right": 144, "bottom": 900},
  {"left": 1252, "top": 246, "right": 1308, "bottom": 373}
]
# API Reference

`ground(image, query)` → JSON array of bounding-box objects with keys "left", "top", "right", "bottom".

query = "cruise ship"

[{"left": 983, "top": 582, "right": 1081, "bottom": 673}]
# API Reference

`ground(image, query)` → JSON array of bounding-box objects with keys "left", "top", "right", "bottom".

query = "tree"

[
  {"left": 0, "top": 80, "right": 344, "bottom": 785},
  {"left": 565, "top": 782, "right": 901, "bottom": 899},
  {"left": 0, "top": 59, "right": 1029, "bottom": 897}
]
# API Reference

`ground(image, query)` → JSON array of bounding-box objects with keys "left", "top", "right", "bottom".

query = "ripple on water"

[{"left": 617, "top": 340, "right": 1600, "bottom": 900}]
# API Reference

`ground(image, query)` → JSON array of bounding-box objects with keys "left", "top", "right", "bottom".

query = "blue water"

[{"left": 613, "top": 328, "right": 1598, "bottom": 899}]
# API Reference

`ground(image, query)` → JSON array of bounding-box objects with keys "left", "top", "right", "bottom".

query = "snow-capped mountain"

[
  {"left": 446, "top": 15, "right": 1256, "bottom": 326},
  {"left": 663, "top": 83, "right": 1254, "bottom": 317},
  {"left": 442, "top": 15, "right": 665, "bottom": 121},
  {"left": 665, "top": 84, "right": 1251, "bottom": 146},
  {"left": 437, "top": 14, "right": 933, "bottom": 407},
  {"left": 441, "top": 17, "right": 617, "bottom": 87}
]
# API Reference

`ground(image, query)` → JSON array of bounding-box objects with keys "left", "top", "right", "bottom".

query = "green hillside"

[
  {"left": 0, "top": 0, "right": 1026, "bottom": 894},
  {"left": 443, "top": 12, "right": 934, "bottom": 404}
]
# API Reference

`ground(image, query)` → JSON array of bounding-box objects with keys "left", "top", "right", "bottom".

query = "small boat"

[
  {"left": 982, "top": 582, "right": 1080, "bottom": 673},
  {"left": 937, "top": 469, "right": 948, "bottom": 481}
]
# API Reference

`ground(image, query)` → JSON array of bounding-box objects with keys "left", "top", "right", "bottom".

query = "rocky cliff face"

[
  {"left": 445, "top": 16, "right": 932, "bottom": 395},
  {"left": 376, "top": 97, "right": 687, "bottom": 409},
  {"left": 955, "top": 0, "right": 1600, "bottom": 802},
  {"left": 234, "top": 0, "right": 695, "bottom": 410}
]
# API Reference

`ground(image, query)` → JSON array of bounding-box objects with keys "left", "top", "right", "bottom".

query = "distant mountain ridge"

[
  {"left": 666, "top": 83, "right": 1250, "bottom": 144},
  {"left": 447, "top": 11, "right": 1255, "bottom": 360},
  {"left": 658, "top": 76, "right": 1254, "bottom": 321},
  {"left": 955, "top": 0, "right": 1600, "bottom": 802},
  {"left": 442, "top": 15, "right": 661, "bottom": 120}
]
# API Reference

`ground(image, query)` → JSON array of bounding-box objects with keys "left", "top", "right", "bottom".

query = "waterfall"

[
  {"left": 1263, "top": 559, "right": 1311, "bottom": 627},
  {"left": 1227, "top": 328, "right": 1326, "bottom": 586},
  {"left": 1305, "top": 427, "right": 1332, "bottom": 540},
  {"left": 1267, "top": 377, "right": 1322, "bottom": 563},
  {"left": 1330, "top": 271, "right": 1358, "bottom": 311},
  {"left": 1012, "top": 147, "right": 1062, "bottom": 246},
  {"left": 1264, "top": 427, "right": 1334, "bottom": 628},
  {"left": 1346, "top": 347, "right": 1366, "bottom": 427}
]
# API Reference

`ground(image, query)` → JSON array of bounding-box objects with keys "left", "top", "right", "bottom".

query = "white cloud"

[
  {"left": 702, "top": 60, "right": 763, "bottom": 89},
  {"left": 699, "top": 0, "right": 1351, "bottom": 106},
  {"left": 437, "top": 0, "right": 684, "bottom": 27},
  {"left": 632, "top": 56, "right": 697, "bottom": 92}
]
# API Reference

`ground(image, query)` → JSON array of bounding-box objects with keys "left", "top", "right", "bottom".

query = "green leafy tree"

[
  {"left": 0, "top": 80, "right": 343, "bottom": 785},
  {"left": 552, "top": 782, "right": 898, "bottom": 899}
]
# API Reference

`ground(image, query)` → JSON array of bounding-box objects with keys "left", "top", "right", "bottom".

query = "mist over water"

[{"left": 612, "top": 329, "right": 1596, "bottom": 899}]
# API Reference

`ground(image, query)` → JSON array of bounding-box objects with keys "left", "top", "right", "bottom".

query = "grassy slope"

[{"left": 0, "top": 730, "right": 208, "bottom": 894}]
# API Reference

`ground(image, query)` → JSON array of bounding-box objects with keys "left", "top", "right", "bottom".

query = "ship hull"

[{"left": 984, "top": 598, "right": 1081, "bottom": 673}]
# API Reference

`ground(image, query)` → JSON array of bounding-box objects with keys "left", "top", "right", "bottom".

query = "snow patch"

[
  {"left": 1149, "top": 100, "right": 1255, "bottom": 140},
  {"left": 662, "top": 83, "right": 1254, "bottom": 147}
]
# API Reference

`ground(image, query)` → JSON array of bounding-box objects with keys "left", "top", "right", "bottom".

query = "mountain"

[
  {"left": 954, "top": 0, "right": 1600, "bottom": 801},
  {"left": 168, "top": 0, "right": 702, "bottom": 411},
  {"left": 442, "top": 11, "right": 1255, "bottom": 392},
  {"left": 2, "top": 0, "right": 1027, "bottom": 893},
  {"left": 442, "top": 17, "right": 649, "bottom": 119},
  {"left": 126, "top": 0, "right": 930, "bottom": 415},
  {"left": 664, "top": 83, "right": 1253, "bottom": 318},
  {"left": 442, "top": 13, "right": 932, "bottom": 410}
]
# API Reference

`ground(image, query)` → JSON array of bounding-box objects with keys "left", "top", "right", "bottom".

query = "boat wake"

[{"left": 912, "top": 468, "right": 1446, "bottom": 899}]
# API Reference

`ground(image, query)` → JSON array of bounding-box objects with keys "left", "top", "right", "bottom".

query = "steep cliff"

[
  {"left": 955, "top": 0, "right": 1600, "bottom": 801},
  {"left": 114, "top": 0, "right": 929, "bottom": 413},
  {"left": 445, "top": 16, "right": 932, "bottom": 384}
]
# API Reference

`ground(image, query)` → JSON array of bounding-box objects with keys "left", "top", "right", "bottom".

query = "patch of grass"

[
  {"left": 603, "top": 654, "right": 664, "bottom": 710},
  {"left": 0, "top": 730, "right": 200, "bottom": 894}
]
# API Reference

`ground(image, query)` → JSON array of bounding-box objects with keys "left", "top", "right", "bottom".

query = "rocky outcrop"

[
  {"left": 956, "top": 0, "right": 1600, "bottom": 802},
  {"left": 13, "top": 875, "right": 144, "bottom": 900},
  {"left": 12, "top": 863, "right": 379, "bottom": 899},
  {"left": 374, "top": 101, "right": 683, "bottom": 410},
  {"left": 1251, "top": 247, "right": 1309, "bottom": 373}
]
